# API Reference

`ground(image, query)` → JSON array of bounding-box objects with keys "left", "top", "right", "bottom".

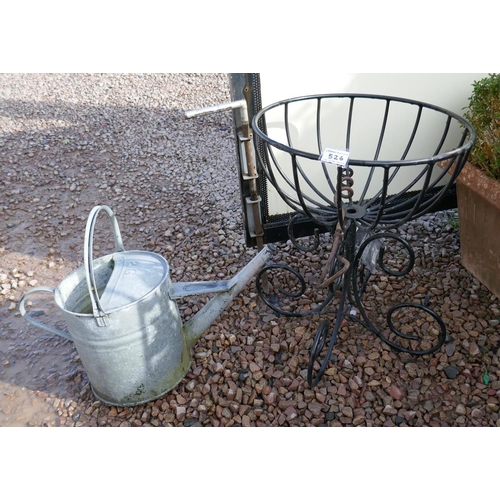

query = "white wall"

[{"left": 259, "top": 73, "right": 487, "bottom": 113}]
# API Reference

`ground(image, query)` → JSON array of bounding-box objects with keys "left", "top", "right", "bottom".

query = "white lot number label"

[{"left": 319, "top": 148, "right": 350, "bottom": 168}]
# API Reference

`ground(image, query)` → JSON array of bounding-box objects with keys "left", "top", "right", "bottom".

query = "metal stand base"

[{"left": 256, "top": 219, "right": 447, "bottom": 387}]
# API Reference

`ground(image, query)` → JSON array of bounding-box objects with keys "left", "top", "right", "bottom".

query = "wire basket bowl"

[{"left": 252, "top": 93, "right": 476, "bottom": 231}]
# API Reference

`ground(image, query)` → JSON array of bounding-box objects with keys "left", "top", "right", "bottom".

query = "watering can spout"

[{"left": 183, "top": 245, "right": 275, "bottom": 348}]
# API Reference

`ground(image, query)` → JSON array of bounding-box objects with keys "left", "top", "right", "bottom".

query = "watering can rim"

[{"left": 53, "top": 249, "right": 171, "bottom": 317}]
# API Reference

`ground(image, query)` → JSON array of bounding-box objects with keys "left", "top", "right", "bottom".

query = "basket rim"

[{"left": 252, "top": 93, "right": 476, "bottom": 167}]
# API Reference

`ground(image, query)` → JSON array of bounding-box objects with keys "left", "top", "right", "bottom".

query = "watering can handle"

[
  {"left": 19, "top": 286, "right": 73, "bottom": 341},
  {"left": 84, "top": 205, "right": 125, "bottom": 323}
]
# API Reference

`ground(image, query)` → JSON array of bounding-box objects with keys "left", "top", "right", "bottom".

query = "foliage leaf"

[{"left": 463, "top": 73, "right": 500, "bottom": 180}]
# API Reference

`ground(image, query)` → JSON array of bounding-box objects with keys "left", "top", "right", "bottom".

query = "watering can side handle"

[{"left": 18, "top": 287, "right": 73, "bottom": 341}]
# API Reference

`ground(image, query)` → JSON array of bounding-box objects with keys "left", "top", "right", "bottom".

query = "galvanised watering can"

[{"left": 19, "top": 205, "right": 274, "bottom": 406}]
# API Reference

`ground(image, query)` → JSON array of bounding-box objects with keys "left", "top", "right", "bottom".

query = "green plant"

[
  {"left": 448, "top": 213, "right": 459, "bottom": 230},
  {"left": 463, "top": 73, "right": 500, "bottom": 180}
]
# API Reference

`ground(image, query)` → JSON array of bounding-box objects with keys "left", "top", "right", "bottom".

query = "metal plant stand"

[{"left": 251, "top": 93, "right": 475, "bottom": 387}]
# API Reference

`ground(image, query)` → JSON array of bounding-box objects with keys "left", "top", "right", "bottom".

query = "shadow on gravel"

[{"left": 0, "top": 96, "right": 212, "bottom": 261}]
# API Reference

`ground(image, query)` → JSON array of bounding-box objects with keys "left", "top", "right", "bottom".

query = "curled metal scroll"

[
  {"left": 351, "top": 232, "right": 447, "bottom": 356},
  {"left": 255, "top": 263, "right": 337, "bottom": 318},
  {"left": 307, "top": 319, "right": 332, "bottom": 387},
  {"left": 307, "top": 274, "right": 352, "bottom": 387},
  {"left": 287, "top": 213, "right": 321, "bottom": 253},
  {"left": 384, "top": 302, "right": 447, "bottom": 355}
]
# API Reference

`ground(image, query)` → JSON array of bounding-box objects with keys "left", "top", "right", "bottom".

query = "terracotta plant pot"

[{"left": 455, "top": 161, "right": 500, "bottom": 299}]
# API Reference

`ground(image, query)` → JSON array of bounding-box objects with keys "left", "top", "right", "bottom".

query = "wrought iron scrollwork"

[
  {"left": 256, "top": 221, "right": 449, "bottom": 387},
  {"left": 307, "top": 319, "right": 332, "bottom": 387},
  {"left": 287, "top": 213, "right": 320, "bottom": 252},
  {"left": 351, "top": 232, "right": 447, "bottom": 356},
  {"left": 251, "top": 92, "right": 476, "bottom": 388},
  {"left": 255, "top": 263, "right": 337, "bottom": 318},
  {"left": 384, "top": 303, "right": 447, "bottom": 355}
]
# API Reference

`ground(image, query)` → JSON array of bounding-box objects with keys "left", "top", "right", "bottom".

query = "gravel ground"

[{"left": 1, "top": 73, "right": 500, "bottom": 427}]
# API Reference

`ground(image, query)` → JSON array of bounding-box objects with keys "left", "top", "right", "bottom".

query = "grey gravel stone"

[{"left": 444, "top": 366, "right": 460, "bottom": 379}]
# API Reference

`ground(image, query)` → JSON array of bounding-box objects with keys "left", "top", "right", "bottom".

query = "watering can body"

[{"left": 19, "top": 206, "right": 273, "bottom": 406}]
